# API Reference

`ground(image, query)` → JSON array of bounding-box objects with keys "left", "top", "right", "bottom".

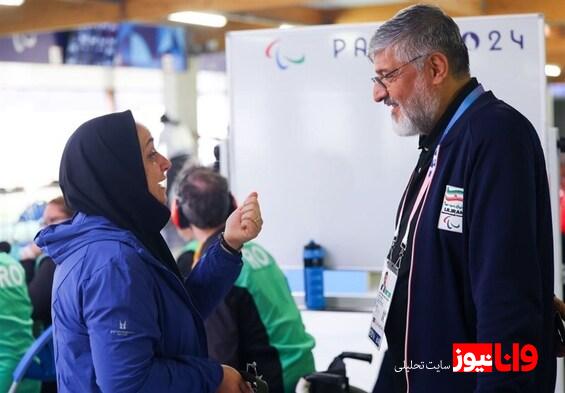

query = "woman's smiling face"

[{"left": 136, "top": 124, "right": 171, "bottom": 205}]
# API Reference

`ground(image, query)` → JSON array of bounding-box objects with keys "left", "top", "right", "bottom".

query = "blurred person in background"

[
  {"left": 0, "top": 243, "right": 40, "bottom": 393},
  {"left": 24, "top": 196, "right": 73, "bottom": 393},
  {"left": 175, "top": 165, "right": 315, "bottom": 393},
  {"left": 21, "top": 196, "right": 74, "bottom": 330}
]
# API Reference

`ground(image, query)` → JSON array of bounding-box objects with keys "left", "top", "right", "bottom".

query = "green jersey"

[
  {"left": 235, "top": 242, "right": 316, "bottom": 393},
  {"left": 0, "top": 252, "right": 40, "bottom": 393}
]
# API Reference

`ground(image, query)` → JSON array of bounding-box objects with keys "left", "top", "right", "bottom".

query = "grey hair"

[{"left": 368, "top": 4, "right": 470, "bottom": 78}]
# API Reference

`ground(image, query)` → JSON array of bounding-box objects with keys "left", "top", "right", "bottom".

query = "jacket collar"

[{"left": 418, "top": 77, "right": 479, "bottom": 151}]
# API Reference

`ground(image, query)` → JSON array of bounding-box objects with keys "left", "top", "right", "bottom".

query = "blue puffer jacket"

[{"left": 36, "top": 213, "right": 242, "bottom": 393}]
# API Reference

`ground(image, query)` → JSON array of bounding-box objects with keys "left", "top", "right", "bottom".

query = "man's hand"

[
  {"left": 216, "top": 365, "right": 253, "bottom": 393},
  {"left": 224, "top": 192, "right": 263, "bottom": 250}
]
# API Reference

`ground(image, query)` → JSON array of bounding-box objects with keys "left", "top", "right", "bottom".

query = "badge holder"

[{"left": 369, "top": 241, "right": 402, "bottom": 349}]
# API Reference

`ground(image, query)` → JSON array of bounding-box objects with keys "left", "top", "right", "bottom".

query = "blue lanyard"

[{"left": 439, "top": 84, "right": 485, "bottom": 145}]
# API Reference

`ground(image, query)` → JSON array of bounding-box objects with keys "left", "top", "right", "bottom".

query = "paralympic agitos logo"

[{"left": 265, "top": 39, "right": 305, "bottom": 70}]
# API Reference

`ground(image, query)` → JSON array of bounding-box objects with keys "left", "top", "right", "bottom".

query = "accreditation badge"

[
  {"left": 369, "top": 257, "right": 399, "bottom": 349},
  {"left": 438, "top": 185, "right": 463, "bottom": 233}
]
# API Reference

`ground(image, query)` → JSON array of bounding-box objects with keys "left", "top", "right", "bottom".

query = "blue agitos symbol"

[{"left": 265, "top": 39, "right": 305, "bottom": 70}]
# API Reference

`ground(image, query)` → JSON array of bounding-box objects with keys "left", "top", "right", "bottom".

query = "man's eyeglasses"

[{"left": 371, "top": 54, "right": 425, "bottom": 89}]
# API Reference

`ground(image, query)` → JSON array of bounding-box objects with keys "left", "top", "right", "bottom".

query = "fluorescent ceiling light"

[
  {"left": 0, "top": 0, "right": 25, "bottom": 5},
  {"left": 168, "top": 11, "right": 227, "bottom": 28},
  {"left": 279, "top": 23, "right": 295, "bottom": 29},
  {"left": 545, "top": 64, "right": 561, "bottom": 78}
]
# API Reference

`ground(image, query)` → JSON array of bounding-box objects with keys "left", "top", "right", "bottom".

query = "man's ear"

[{"left": 427, "top": 52, "right": 449, "bottom": 85}]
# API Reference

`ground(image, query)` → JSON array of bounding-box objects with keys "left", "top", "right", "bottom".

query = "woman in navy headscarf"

[{"left": 36, "top": 111, "right": 262, "bottom": 393}]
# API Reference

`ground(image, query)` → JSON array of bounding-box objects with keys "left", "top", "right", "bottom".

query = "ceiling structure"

[{"left": 0, "top": 0, "right": 564, "bottom": 80}]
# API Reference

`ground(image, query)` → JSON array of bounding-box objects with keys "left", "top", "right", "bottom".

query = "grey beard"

[{"left": 392, "top": 77, "right": 440, "bottom": 137}]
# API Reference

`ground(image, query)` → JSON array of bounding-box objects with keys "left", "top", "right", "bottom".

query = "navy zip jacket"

[
  {"left": 376, "top": 81, "right": 555, "bottom": 392},
  {"left": 36, "top": 212, "right": 242, "bottom": 393}
]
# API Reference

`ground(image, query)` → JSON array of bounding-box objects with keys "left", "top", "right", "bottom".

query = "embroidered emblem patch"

[{"left": 438, "top": 185, "right": 463, "bottom": 233}]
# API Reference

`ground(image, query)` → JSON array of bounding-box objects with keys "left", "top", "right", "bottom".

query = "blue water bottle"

[{"left": 304, "top": 240, "right": 325, "bottom": 310}]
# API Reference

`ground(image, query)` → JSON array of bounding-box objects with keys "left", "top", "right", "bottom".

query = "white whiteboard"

[{"left": 226, "top": 14, "right": 546, "bottom": 270}]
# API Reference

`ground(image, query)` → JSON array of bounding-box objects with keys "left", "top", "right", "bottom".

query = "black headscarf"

[{"left": 59, "top": 110, "right": 180, "bottom": 277}]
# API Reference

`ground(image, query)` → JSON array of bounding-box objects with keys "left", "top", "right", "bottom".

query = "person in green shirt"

[
  {"left": 0, "top": 249, "right": 41, "bottom": 393},
  {"left": 174, "top": 166, "right": 316, "bottom": 393}
]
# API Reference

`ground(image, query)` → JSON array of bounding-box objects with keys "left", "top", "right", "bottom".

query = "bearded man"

[{"left": 368, "top": 5, "right": 556, "bottom": 392}]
